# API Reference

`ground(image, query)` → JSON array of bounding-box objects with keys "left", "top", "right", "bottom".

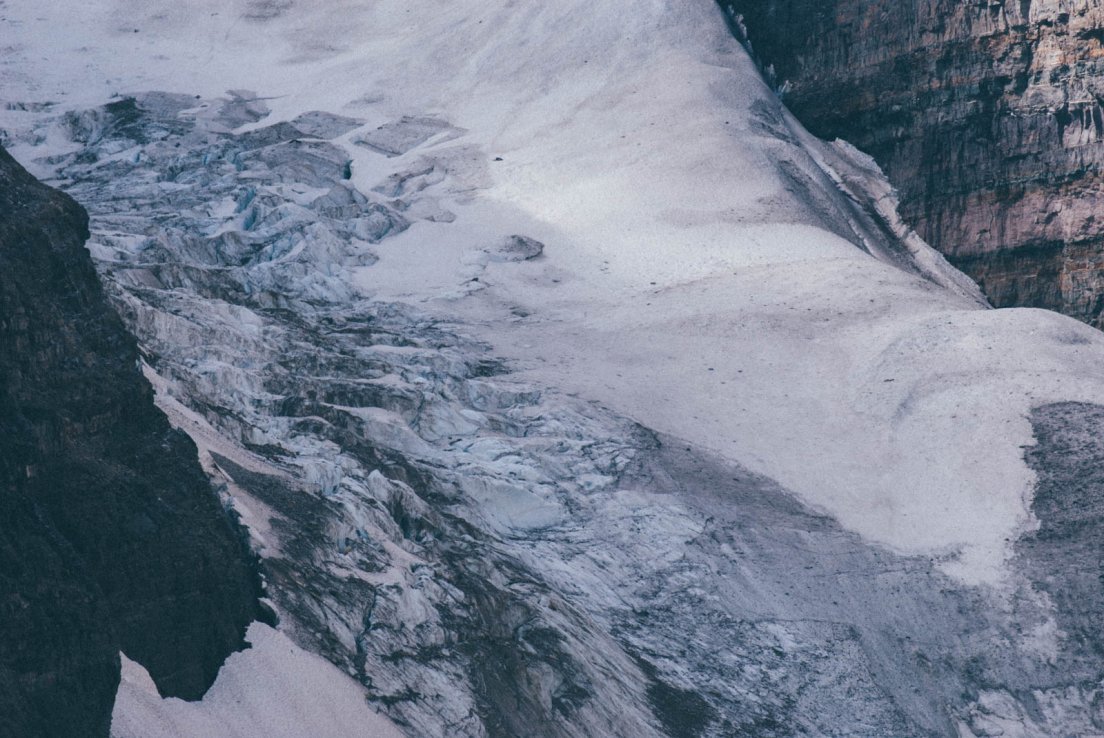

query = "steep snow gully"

[{"left": 4, "top": 0, "right": 1104, "bottom": 735}]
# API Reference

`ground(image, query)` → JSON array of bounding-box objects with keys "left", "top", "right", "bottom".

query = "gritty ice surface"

[
  {"left": 110, "top": 623, "right": 405, "bottom": 738},
  {"left": 5, "top": 0, "right": 1104, "bottom": 588}
]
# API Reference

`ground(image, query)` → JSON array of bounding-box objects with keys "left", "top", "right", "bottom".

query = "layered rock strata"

[
  {"left": 0, "top": 145, "right": 263, "bottom": 738},
  {"left": 722, "top": 0, "right": 1104, "bottom": 325}
]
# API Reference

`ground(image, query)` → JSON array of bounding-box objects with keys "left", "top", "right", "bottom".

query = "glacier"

[{"left": 3, "top": 0, "right": 1104, "bottom": 735}]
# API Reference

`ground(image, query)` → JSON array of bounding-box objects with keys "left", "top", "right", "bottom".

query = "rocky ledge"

[{"left": 0, "top": 146, "right": 264, "bottom": 738}]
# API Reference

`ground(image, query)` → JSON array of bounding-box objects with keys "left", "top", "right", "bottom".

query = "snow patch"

[{"left": 111, "top": 623, "right": 405, "bottom": 738}]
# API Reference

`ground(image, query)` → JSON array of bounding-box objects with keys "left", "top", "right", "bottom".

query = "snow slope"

[
  {"left": 4, "top": 0, "right": 1089, "bottom": 584},
  {"left": 6, "top": 0, "right": 1104, "bottom": 734},
  {"left": 112, "top": 624, "right": 404, "bottom": 738}
]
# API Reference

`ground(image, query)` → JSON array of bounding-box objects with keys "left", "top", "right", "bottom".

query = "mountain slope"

[{"left": 3, "top": 1, "right": 1104, "bottom": 735}]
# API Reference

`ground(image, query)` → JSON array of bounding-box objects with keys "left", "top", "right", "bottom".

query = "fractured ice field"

[{"left": 4, "top": 0, "right": 1104, "bottom": 735}]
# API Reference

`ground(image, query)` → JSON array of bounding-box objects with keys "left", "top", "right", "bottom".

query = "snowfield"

[
  {"left": 111, "top": 624, "right": 404, "bottom": 738},
  {"left": 5, "top": 0, "right": 1104, "bottom": 735}
]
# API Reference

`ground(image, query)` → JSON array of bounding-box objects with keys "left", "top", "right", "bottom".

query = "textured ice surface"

[
  {"left": 4, "top": 0, "right": 1104, "bottom": 734},
  {"left": 355, "top": 116, "right": 461, "bottom": 157}
]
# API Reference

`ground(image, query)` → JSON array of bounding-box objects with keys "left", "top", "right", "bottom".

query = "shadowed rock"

[{"left": 0, "top": 146, "right": 264, "bottom": 737}]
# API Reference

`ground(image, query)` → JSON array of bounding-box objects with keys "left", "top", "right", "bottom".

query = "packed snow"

[{"left": 111, "top": 624, "right": 404, "bottom": 738}]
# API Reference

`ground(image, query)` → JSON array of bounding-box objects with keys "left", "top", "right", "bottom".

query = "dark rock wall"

[
  {"left": 722, "top": 0, "right": 1104, "bottom": 326},
  {"left": 0, "top": 146, "right": 262, "bottom": 737}
]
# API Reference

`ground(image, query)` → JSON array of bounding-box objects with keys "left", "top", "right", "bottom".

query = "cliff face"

[
  {"left": 0, "top": 146, "right": 263, "bottom": 737},
  {"left": 723, "top": 0, "right": 1104, "bottom": 325}
]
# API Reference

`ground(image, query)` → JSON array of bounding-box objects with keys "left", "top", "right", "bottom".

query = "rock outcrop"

[
  {"left": 722, "top": 0, "right": 1104, "bottom": 325},
  {"left": 0, "top": 146, "right": 263, "bottom": 738}
]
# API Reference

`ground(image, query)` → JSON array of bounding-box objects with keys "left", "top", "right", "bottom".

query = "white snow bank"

[{"left": 110, "top": 623, "right": 405, "bottom": 738}]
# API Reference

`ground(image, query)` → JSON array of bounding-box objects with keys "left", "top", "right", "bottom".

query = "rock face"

[
  {"left": 0, "top": 146, "right": 263, "bottom": 738},
  {"left": 722, "top": 0, "right": 1104, "bottom": 325}
]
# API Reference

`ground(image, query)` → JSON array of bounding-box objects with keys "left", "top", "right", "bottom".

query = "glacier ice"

[{"left": 4, "top": 0, "right": 1104, "bottom": 734}]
